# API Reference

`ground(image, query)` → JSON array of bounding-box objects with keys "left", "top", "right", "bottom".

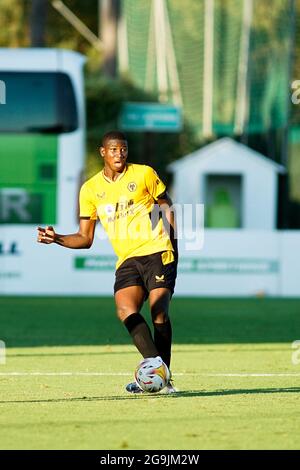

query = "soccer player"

[{"left": 37, "top": 131, "right": 178, "bottom": 393}]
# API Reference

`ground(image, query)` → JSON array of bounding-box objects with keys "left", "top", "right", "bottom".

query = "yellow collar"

[{"left": 101, "top": 165, "right": 127, "bottom": 183}]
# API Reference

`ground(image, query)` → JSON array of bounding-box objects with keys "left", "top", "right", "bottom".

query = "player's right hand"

[{"left": 37, "top": 226, "right": 56, "bottom": 244}]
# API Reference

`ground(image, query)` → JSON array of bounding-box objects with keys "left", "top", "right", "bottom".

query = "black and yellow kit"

[
  {"left": 80, "top": 163, "right": 175, "bottom": 268},
  {"left": 79, "top": 163, "right": 177, "bottom": 294}
]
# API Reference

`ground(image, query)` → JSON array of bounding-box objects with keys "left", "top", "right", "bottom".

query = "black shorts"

[{"left": 114, "top": 251, "right": 177, "bottom": 297}]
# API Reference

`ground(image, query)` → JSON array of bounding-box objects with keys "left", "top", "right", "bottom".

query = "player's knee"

[
  {"left": 150, "top": 299, "right": 169, "bottom": 323},
  {"left": 116, "top": 306, "right": 133, "bottom": 323},
  {"left": 116, "top": 307, "right": 126, "bottom": 322},
  {"left": 151, "top": 310, "right": 169, "bottom": 324}
]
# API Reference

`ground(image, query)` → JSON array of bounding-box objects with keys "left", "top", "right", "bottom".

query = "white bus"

[{"left": 0, "top": 48, "right": 86, "bottom": 229}]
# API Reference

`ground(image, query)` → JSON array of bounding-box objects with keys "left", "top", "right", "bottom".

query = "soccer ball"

[{"left": 134, "top": 356, "right": 170, "bottom": 393}]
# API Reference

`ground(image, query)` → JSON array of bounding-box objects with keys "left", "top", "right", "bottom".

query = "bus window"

[{"left": 0, "top": 72, "right": 78, "bottom": 133}]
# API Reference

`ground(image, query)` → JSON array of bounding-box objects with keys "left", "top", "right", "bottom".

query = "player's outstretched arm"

[{"left": 37, "top": 218, "right": 96, "bottom": 249}]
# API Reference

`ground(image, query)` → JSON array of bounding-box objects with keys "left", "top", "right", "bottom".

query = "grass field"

[{"left": 0, "top": 296, "right": 300, "bottom": 450}]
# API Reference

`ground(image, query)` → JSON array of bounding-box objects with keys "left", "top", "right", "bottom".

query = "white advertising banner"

[
  {"left": 280, "top": 231, "right": 300, "bottom": 297},
  {"left": 176, "top": 229, "right": 281, "bottom": 296},
  {"left": 2, "top": 226, "right": 299, "bottom": 297},
  {"left": 0, "top": 225, "right": 115, "bottom": 295}
]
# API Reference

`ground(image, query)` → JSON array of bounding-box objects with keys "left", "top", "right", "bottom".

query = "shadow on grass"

[
  {"left": 1, "top": 296, "right": 300, "bottom": 347},
  {"left": 1, "top": 387, "right": 300, "bottom": 404}
]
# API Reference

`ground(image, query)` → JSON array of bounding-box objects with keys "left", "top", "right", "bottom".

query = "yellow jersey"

[{"left": 79, "top": 163, "right": 174, "bottom": 268}]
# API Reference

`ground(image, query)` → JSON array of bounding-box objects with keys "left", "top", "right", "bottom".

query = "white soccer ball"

[{"left": 134, "top": 356, "right": 170, "bottom": 393}]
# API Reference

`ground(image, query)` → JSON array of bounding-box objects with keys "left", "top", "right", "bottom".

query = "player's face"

[{"left": 100, "top": 139, "right": 128, "bottom": 172}]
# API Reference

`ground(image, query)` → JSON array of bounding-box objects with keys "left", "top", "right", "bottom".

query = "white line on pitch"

[
  {"left": 0, "top": 372, "right": 130, "bottom": 376},
  {"left": 0, "top": 372, "right": 300, "bottom": 377},
  {"left": 200, "top": 373, "right": 300, "bottom": 377}
]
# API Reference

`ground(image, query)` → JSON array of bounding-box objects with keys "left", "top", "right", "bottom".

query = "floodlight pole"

[
  {"left": 148, "top": 0, "right": 182, "bottom": 105},
  {"left": 117, "top": 7, "right": 129, "bottom": 74},
  {"left": 154, "top": 0, "right": 169, "bottom": 103},
  {"left": 163, "top": 0, "right": 183, "bottom": 107}
]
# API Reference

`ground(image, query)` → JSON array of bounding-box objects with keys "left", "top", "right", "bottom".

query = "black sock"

[
  {"left": 153, "top": 319, "right": 172, "bottom": 368},
  {"left": 124, "top": 313, "right": 158, "bottom": 358}
]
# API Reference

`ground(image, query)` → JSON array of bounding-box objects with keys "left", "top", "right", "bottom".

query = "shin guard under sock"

[
  {"left": 124, "top": 313, "right": 158, "bottom": 358},
  {"left": 153, "top": 319, "right": 172, "bottom": 368}
]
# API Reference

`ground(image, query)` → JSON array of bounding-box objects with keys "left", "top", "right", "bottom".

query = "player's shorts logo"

[
  {"left": 155, "top": 274, "right": 165, "bottom": 283},
  {"left": 127, "top": 182, "right": 137, "bottom": 192}
]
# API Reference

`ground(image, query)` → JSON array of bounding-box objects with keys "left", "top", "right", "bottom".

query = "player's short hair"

[{"left": 101, "top": 131, "right": 127, "bottom": 147}]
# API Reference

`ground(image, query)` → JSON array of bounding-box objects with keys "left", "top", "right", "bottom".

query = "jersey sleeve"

[
  {"left": 144, "top": 165, "right": 166, "bottom": 200},
  {"left": 79, "top": 183, "right": 97, "bottom": 220}
]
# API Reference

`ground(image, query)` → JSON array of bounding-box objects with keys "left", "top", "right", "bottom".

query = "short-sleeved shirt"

[{"left": 79, "top": 163, "right": 174, "bottom": 269}]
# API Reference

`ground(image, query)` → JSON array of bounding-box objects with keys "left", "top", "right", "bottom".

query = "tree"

[{"left": 0, "top": 0, "right": 28, "bottom": 47}]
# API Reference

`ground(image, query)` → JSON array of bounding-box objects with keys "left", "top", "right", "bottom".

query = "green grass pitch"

[{"left": 0, "top": 296, "right": 299, "bottom": 450}]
